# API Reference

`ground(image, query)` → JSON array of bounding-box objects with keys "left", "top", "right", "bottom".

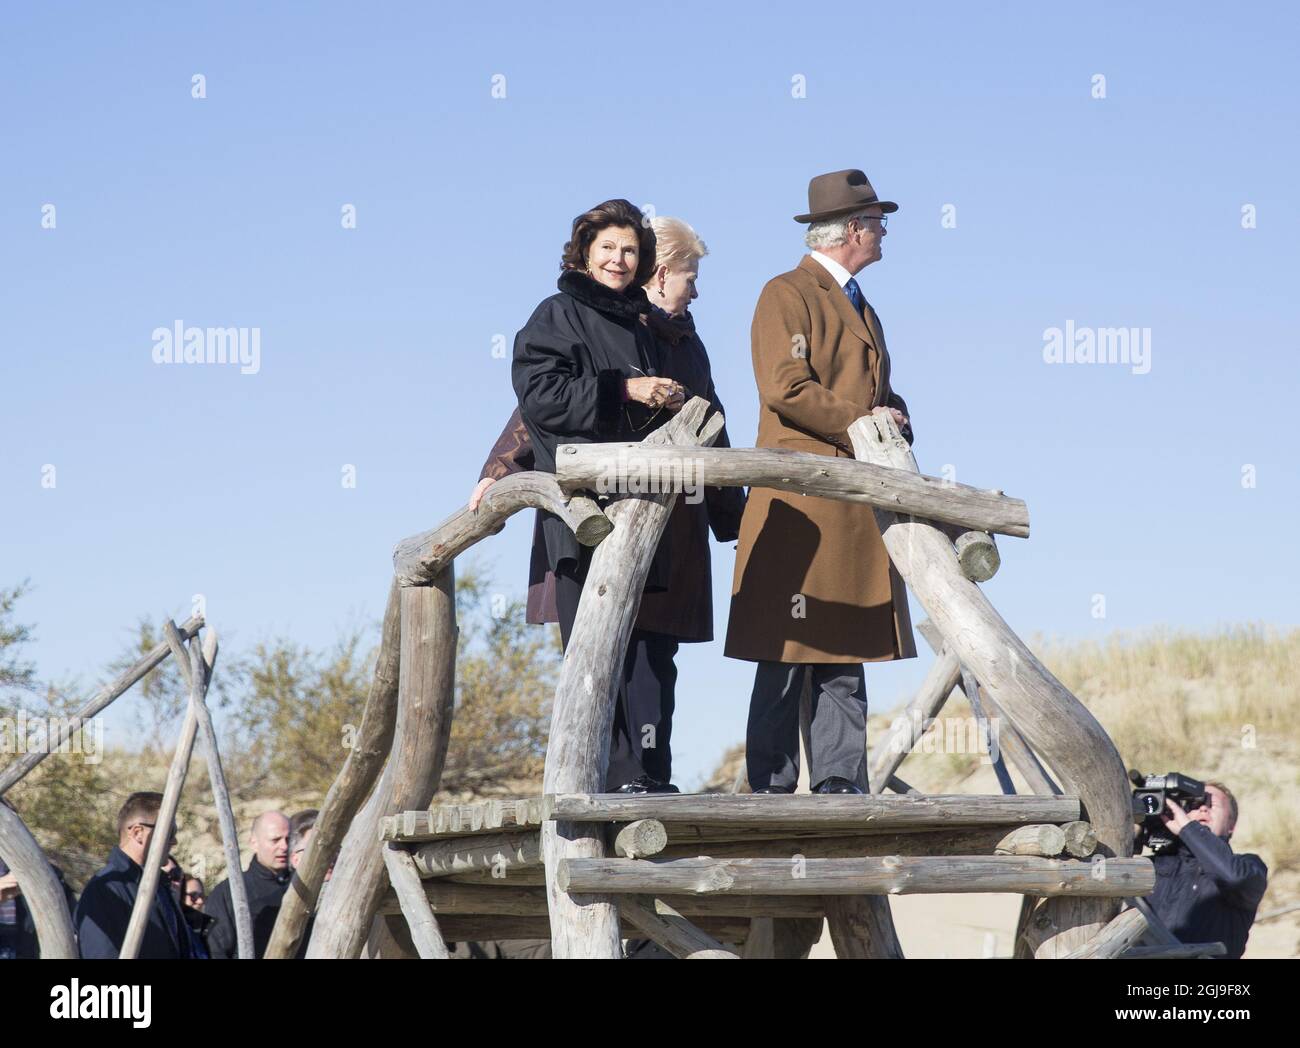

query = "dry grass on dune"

[
  {"left": 709, "top": 623, "right": 1300, "bottom": 880},
  {"left": 1027, "top": 623, "right": 1300, "bottom": 875}
]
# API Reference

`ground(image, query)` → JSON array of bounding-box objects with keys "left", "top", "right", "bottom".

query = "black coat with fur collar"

[{"left": 512, "top": 270, "right": 670, "bottom": 576}]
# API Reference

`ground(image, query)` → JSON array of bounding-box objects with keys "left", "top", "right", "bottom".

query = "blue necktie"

[{"left": 844, "top": 277, "right": 865, "bottom": 315}]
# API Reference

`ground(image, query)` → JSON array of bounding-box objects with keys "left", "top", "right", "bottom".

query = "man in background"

[
  {"left": 1149, "top": 780, "right": 1268, "bottom": 959},
  {"left": 205, "top": 809, "right": 290, "bottom": 959},
  {"left": 74, "top": 791, "right": 193, "bottom": 959}
]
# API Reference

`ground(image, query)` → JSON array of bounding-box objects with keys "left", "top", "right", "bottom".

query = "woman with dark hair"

[{"left": 492, "top": 206, "right": 743, "bottom": 794}]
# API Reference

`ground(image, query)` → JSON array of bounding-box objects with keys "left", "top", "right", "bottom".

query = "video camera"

[{"left": 1130, "top": 769, "right": 1207, "bottom": 854}]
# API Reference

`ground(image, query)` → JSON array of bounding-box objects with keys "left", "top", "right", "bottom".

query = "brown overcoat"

[{"left": 724, "top": 255, "right": 918, "bottom": 665}]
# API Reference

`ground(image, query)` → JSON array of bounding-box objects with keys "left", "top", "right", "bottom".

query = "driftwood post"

[
  {"left": 266, "top": 579, "right": 403, "bottom": 959},
  {"left": 544, "top": 396, "right": 723, "bottom": 958},
  {"left": 120, "top": 630, "right": 217, "bottom": 960},
  {"left": 382, "top": 844, "right": 449, "bottom": 958},
  {"left": 160, "top": 622, "right": 253, "bottom": 959},
  {"left": 0, "top": 615, "right": 204, "bottom": 797},
  {"left": 847, "top": 412, "right": 1133, "bottom": 957},
  {"left": 1064, "top": 906, "right": 1149, "bottom": 959},
  {"left": 0, "top": 802, "right": 77, "bottom": 958},
  {"left": 306, "top": 567, "right": 457, "bottom": 958}
]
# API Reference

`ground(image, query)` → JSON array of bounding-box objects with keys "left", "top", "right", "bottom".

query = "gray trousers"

[{"left": 746, "top": 661, "right": 868, "bottom": 792}]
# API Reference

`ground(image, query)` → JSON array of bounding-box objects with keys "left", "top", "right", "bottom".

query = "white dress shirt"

[{"left": 809, "top": 250, "right": 854, "bottom": 290}]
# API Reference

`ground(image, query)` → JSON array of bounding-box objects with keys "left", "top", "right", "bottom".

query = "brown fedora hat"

[{"left": 794, "top": 168, "right": 898, "bottom": 223}]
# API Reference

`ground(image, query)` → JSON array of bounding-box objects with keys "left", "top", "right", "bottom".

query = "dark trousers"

[
  {"left": 554, "top": 565, "right": 679, "bottom": 790},
  {"left": 746, "top": 661, "right": 868, "bottom": 792}
]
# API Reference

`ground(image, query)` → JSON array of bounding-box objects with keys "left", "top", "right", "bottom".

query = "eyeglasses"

[
  {"left": 130, "top": 821, "right": 177, "bottom": 842},
  {"left": 185, "top": 890, "right": 204, "bottom": 901},
  {"left": 857, "top": 215, "right": 887, "bottom": 230}
]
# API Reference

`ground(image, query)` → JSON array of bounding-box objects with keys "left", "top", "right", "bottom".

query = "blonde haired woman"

[{"left": 471, "top": 214, "right": 744, "bottom": 794}]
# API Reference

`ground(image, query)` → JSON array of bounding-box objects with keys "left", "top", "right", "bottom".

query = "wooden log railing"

[
  {"left": 552, "top": 444, "right": 1029, "bottom": 538},
  {"left": 393, "top": 474, "right": 611, "bottom": 586}
]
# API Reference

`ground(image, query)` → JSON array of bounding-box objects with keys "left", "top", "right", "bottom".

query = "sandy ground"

[
  {"left": 805, "top": 892, "right": 1299, "bottom": 958},
  {"left": 809, "top": 893, "right": 1025, "bottom": 958}
]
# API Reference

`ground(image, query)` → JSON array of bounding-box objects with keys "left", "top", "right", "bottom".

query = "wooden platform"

[{"left": 374, "top": 793, "right": 1154, "bottom": 957}]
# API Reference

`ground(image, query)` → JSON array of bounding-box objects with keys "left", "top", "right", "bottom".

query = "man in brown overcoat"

[{"left": 724, "top": 169, "right": 918, "bottom": 795}]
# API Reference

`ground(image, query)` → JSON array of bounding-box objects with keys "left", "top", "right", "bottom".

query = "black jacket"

[
  {"left": 511, "top": 270, "right": 670, "bottom": 577},
  {"left": 484, "top": 305, "right": 745, "bottom": 641},
  {"left": 1148, "top": 822, "right": 1268, "bottom": 959},
  {"left": 182, "top": 904, "right": 218, "bottom": 960},
  {"left": 74, "top": 846, "right": 194, "bottom": 959},
  {"left": 205, "top": 856, "right": 290, "bottom": 959}
]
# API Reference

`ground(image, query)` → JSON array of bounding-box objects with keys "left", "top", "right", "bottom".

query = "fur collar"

[
  {"left": 646, "top": 306, "right": 697, "bottom": 346},
  {"left": 558, "top": 269, "right": 650, "bottom": 319}
]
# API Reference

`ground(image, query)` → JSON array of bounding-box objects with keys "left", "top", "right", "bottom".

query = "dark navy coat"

[{"left": 74, "top": 846, "right": 193, "bottom": 959}]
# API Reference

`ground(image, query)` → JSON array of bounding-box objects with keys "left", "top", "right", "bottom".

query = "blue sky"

[{"left": 2, "top": 2, "right": 1296, "bottom": 788}]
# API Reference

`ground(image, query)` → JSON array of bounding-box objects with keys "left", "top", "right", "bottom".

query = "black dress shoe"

[
  {"left": 611, "top": 776, "right": 681, "bottom": 794},
  {"left": 752, "top": 785, "right": 794, "bottom": 795},
  {"left": 815, "top": 776, "right": 864, "bottom": 795}
]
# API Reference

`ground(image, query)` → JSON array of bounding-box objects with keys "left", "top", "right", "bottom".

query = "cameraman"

[{"left": 1147, "top": 781, "right": 1268, "bottom": 959}]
